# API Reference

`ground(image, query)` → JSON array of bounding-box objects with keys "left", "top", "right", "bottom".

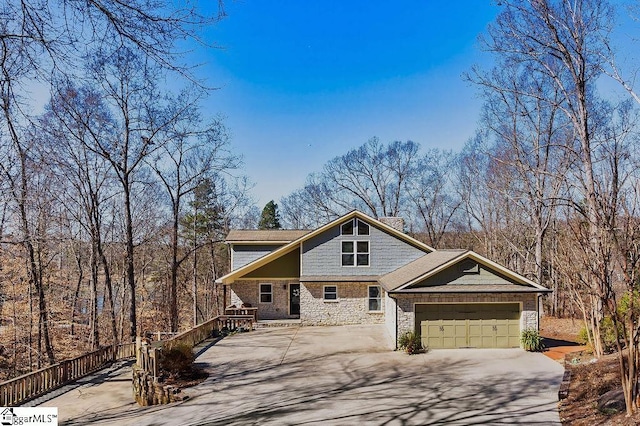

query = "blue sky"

[{"left": 196, "top": 1, "right": 501, "bottom": 207}]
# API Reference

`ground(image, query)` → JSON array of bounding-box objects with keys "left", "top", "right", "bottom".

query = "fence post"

[{"left": 136, "top": 337, "right": 142, "bottom": 366}]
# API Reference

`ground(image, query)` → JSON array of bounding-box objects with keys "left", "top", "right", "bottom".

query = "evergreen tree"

[{"left": 258, "top": 200, "right": 282, "bottom": 230}]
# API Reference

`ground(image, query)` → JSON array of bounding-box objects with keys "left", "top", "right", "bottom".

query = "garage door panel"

[{"left": 416, "top": 303, "right": 522, "bottom": 349}]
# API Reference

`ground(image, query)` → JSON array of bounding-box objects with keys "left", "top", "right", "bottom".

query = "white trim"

[
  {"left": 341, "top": 219, "right": 355, "bottom": 235},
  {"left": 368, "top": 285, "right": 382, "bottom": 312},
  {"left": 288, "top": 282, "right": 300, "bottom": 316},
  {"left": 217, "top": 210, "right": 433, "bottom": 284},
  {"left": 323, "top": 285, "right": 338, "bottom": 302},
  {"left": 341, "top": 240, "right": 370, "bottom": 267},
  {"left": 395, "top": 251, "right": 547, "bottom": 292},
  {"left": 259, "top": 283, "right": 273, "bottom": 304},
  {"left": 356, "top": 219, "right": 370, "bottom": 235}
]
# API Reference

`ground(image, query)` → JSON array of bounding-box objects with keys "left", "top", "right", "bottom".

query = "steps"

[{"left": 254, "top": 320, "right": 301, "bottom": 329}]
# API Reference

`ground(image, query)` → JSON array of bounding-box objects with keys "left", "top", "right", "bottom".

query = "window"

[
  {"left": 341, "top": 220, "right": 354, "bottom": 235},
  {"left": 341, "top": 241, "right": 354, "bottom": 266},
  {"left": 356, "top": 241, "right": 369, "bottom": 266},
  {"left": 368, "top": 286, "right": 382, "bottom": 311},
  {"left": 324, "top": 285, "right": 338, "bottom": 301},
  {"left": 341, "top": 219, "right": 370, "bottom": 236},
  {"left": 356, "top": 220, "right": 369, "bottom": 235},
  {"left": 259, "top": 283, "right": 273, "bottom": 303},
  {"left": 342, "top": 240, "right": 369, "bottom": 266}
]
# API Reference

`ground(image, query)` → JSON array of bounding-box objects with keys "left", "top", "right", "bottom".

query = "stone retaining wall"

[{"left": 132, "top": 366, "right": 186, "bottom": 406}]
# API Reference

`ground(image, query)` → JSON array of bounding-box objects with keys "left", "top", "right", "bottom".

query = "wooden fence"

[
  {"left": 0, "top": 343, "right": 136, "bottom": 407},
  {"left": 0, "top": 315, "right": 254, "bottom": 406},
  {"left": 139, "top": 315, "right": 254, "bottom": 380}
]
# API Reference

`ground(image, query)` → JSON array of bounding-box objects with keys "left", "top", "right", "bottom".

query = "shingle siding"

[
  {"left": 301, "top": 221, "right": 426, "bottom": 277},
  {"left": 232, "top": 244, "right": 282, "bottom": 270}
]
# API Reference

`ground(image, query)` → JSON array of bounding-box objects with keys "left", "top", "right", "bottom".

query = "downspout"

[{"left": 537, "top": 293, "right": 542, "bottom": 331}]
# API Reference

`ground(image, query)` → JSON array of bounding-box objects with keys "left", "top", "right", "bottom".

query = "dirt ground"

[{"left": 541, "top": 317, "right": 640, "bottom": 425}]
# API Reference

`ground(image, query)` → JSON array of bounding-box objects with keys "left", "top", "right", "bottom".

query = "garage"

[{"left": 416, "top": 303, "right": 521, "bottom": 349}]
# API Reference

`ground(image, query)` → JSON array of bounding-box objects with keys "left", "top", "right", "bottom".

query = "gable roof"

[
  {"left": 226, "top": 229, "right": 311, "bottom": 244},
  {"left": 216, "top": 210, "right": 434, "bottom": 284},
  {"left": 380, "top": 250, "right": 551, "bottom": 293},
  {"left": 379, "top": 250, "right": 467, "bottom": 291}
]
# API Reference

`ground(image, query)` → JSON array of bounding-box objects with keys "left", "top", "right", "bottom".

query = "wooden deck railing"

[
  {"left": 139, "top": 315, "right": 254, "bottom": 380},
  {"left": 0, "top": 315, "right": 254, "bottom": 406},
  {"left": 0, "top": 343, "right": 135, "bottom": 407}
]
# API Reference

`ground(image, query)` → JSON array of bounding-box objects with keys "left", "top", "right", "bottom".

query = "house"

[{"left": 216, "top": 210, "right": 551, "bottom": 349}]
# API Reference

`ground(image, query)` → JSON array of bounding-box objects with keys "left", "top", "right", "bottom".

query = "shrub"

[
  {"left": 578, "top": 317, "right": 623, "bottom": 354},
  {"left": 577, "top": 325, "right": 590, "bottom": 345},
  {"left": 398, "top": 331, "right": 424, "bottom": 354},
  {"left": 159, "top": 343, "right": 195, "bottom": 378},
  {"left": 600, "top": 317, "right": 623, "bottom": 353},
  {"left": 520, "top": 328, "right": 545, "bottom": 352}
]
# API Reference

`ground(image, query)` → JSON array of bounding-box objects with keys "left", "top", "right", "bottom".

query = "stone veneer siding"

[
  {"left": 393, "top": 293, "right": 539, "bottom": 347},
  {"left": 300, "top": 282, "right": 385, "bottom": 325},
  {"left": 230, "top": 280, "right": 299, "bottom": 320}
]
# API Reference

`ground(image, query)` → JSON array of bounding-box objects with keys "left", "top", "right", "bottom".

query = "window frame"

[
  {"left": 368, "top": 285, "right": 382, "bottom": 312},
  {"left": 259, "top": 283, "right": 273, "bottom": 304},
  {"left": 323, "top": 285, "right": 338, "bottom": 302},
  {"left": 341, "top": 239, "right": 370, "bottom": 267},
  {"left": 341, "top": 240, "right": 355, "bottom": 267},
  {"left": 340, "top": 218, "right": 370, "bottom": 236},
  {"left": 341, "top": 220, "right": 354, "bottom": 235},
  {"left": 356, "top": 219, "right": 370, "bottom": 235},
  {"left": 356, "top": 241, "right": 370, "bottom": 266}
]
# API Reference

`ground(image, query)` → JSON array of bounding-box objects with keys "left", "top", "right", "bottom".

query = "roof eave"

[
  {"left": 218, "top": 210, "right": 433, "bottom": 284},
  {"left": 389, "top": 288, "right": 552, "bottom": 294}
]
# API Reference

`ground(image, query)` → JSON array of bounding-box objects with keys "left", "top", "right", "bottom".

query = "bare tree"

[
  {"left": 149, "top": 104, "right": 238, "bottom": 331},
  {"left": 281, "top": 138, "right": 421, "bottom": 225},
  {"left": 41, "top": 83, "right": 121, "bottom": 346},
  {"left": 406, "top": 149, "right": 461, "bottom": 247},
  {"left": 480, "top": 0, "right": 640, "bottom": 414},
  {"left": 468, "top": 47, "right": 572, "bottom": 289},
  {"left": 81, "top": 49, "right": 171, "bottom": 341},
  {"left": 0, "top": 59, "right": 56, "bottom": 365}
]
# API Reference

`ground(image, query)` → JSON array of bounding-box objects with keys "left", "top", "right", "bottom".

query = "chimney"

[{"left": 378, "top": 217, "right": 404, "bottom": 232}]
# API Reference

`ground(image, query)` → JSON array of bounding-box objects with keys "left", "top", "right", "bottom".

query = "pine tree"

[{"left": 258, "top": 200, "right": 282, "bottom": 230}]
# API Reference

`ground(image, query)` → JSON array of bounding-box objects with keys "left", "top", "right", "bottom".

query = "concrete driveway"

[{"left": 40, "top": 325, "right": 563, "bottom": 425}]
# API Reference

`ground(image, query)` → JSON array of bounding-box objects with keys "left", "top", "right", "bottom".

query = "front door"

[{"left": 289, "top": 284, "right": 300, "bottom": 316}]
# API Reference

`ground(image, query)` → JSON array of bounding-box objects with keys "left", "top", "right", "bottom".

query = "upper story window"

[
  {"left": 342, "top": 241, "right": 370, "bottom": 266},
  {"left": 341, "top": 219, "right": 370, "bottom": 267},
  {"left": 341, "top": 219, "right": 370, "bottom": 236}
]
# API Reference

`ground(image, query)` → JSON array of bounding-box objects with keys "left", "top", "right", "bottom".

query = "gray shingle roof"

[
  {"left": 379, "top": 250, "right": 468, "bottom": 291},
  {"left": 226, "top": 229, "right": 312, "bottom": 243}
]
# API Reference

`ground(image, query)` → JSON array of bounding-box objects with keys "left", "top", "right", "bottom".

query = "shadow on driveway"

[{"left": 51, "top": 325, "right": 564, "bottom": 425}]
